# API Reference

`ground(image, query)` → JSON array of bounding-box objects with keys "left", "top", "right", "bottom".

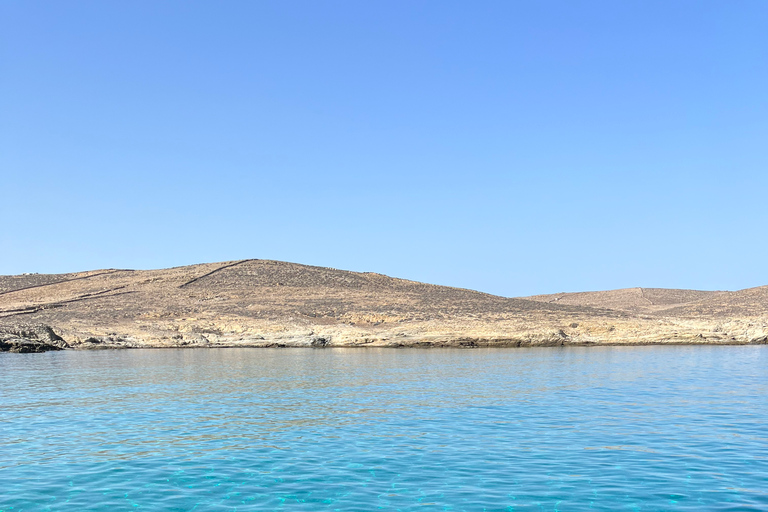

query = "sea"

[{"left": 1, "top": 346, "right": 766, "bottom": 511}]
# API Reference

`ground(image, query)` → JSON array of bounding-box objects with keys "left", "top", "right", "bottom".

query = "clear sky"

[{"left": 2, "top": 1, "right": 767, "bottom": 297}]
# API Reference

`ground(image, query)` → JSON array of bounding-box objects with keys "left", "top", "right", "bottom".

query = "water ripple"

[{"left": 1, "top": 346, "right": 767, "bottom": 511}]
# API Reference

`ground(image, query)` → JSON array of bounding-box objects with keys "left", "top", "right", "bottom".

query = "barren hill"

[
  {"left": 525, "top": 286, "right": 768, "bottom": 317},
  {"left": 525, "top": 288, "right": 725, "bottom": 315},
  {"left": 1, "top": 260, "right": 766, "bottom": 352},
  {"left": 656, "top": 286, "right": 768, "bottom": 318}
]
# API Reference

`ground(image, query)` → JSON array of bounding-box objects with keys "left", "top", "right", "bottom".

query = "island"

[{"left": 1, "top": 259, "right": 766, "bottom": 352}]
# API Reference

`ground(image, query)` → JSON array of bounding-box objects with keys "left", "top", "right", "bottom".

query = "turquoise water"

[{"left": 1, "top": 347, "right": 766, "bottom": 511}]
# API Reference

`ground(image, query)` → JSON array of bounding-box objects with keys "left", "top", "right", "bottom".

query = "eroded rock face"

[{"left": 0, "top": 323, "right": 69, "bottom": 353}]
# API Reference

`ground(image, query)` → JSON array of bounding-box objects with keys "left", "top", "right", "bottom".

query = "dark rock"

[
  {"left": 0, "top": 323, "right": 69, "bottom": 352},
  {"left": 310, "top": 336, "right": 329, "bottom": 347}
]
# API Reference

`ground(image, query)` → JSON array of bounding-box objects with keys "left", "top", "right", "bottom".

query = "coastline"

[{"left": 3, "top": 323, "right": 767, "bottom": 353}]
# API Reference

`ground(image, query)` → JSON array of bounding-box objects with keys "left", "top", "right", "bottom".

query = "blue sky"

[{"left": 2, "top": 1, "right": 766, "bottom": 297}]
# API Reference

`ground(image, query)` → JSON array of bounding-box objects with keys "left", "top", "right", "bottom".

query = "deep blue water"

[{"left": 1, "top": 346, "right": 766, "bottom": 511}]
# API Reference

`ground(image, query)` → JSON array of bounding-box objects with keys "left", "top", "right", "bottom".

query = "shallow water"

[{"left": 1, "top": 346, "right": 766, "bottom": 511}]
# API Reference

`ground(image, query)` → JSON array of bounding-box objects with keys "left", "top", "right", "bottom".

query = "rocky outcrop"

[{"left": 0, "top": 323, "right": 69, "bottom": 353}]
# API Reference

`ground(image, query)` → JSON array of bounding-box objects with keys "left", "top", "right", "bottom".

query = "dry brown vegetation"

[{"left": 1, "top": 259, "right": 766, "bottom": 351}]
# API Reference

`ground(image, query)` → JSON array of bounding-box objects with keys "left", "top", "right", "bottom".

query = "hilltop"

[{"left": 1, "top": 260, "right": 766, "bottom": 352}]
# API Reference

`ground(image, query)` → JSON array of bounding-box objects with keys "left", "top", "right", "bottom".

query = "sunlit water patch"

[{"left": 1, "top": 346, "right": 767, "bottom": 511}]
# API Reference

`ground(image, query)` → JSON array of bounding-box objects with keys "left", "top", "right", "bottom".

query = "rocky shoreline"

[
  {"left": 2, "top": 322, "right": 766, "bottom": 353},
  {"left": 0, "top": 324, "right": 69, "bottom": 353}
]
